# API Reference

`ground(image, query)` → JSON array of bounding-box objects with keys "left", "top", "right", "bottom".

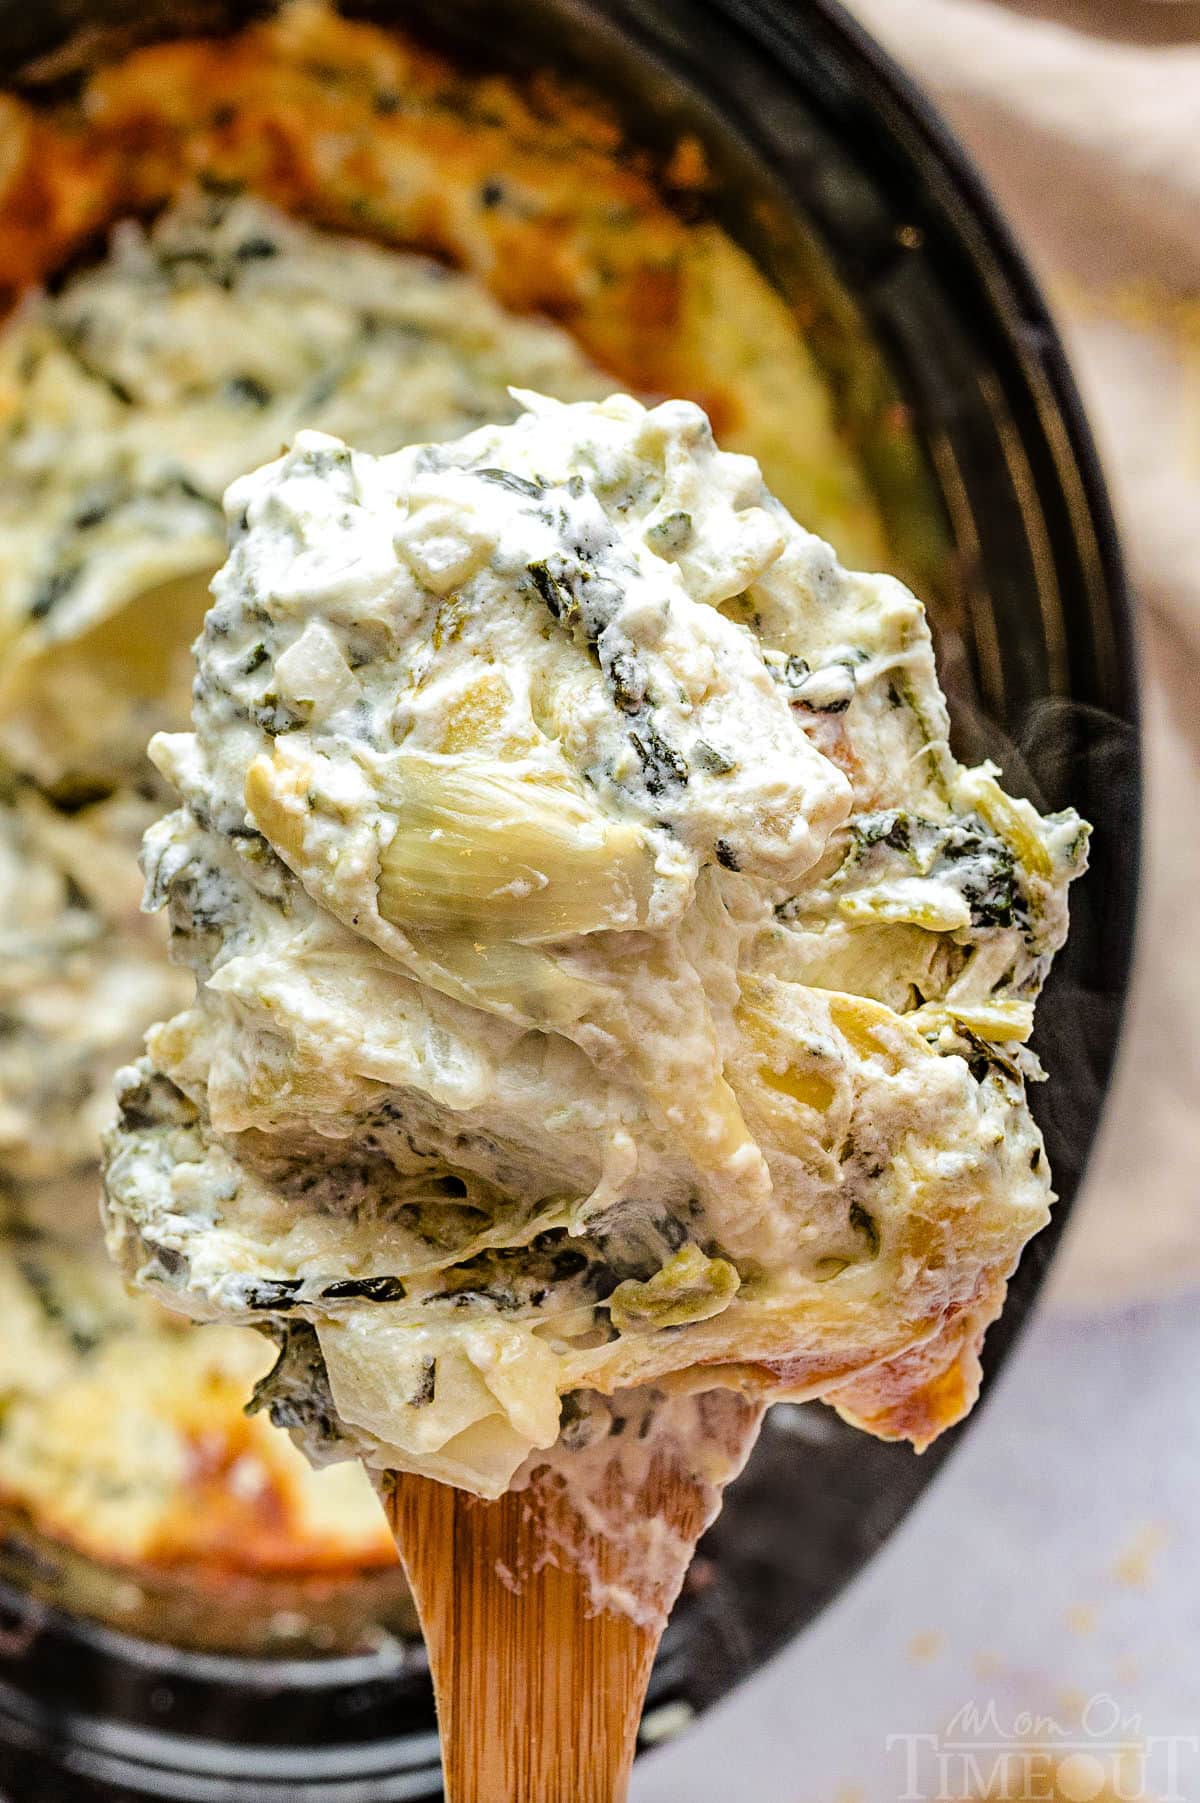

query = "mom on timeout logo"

[{"left": 886, "top": 1693, "right": 1199, "bottom": 1801}]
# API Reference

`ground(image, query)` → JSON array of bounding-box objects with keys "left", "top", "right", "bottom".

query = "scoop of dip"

[{"left": 102, "top": 392, "right": 1088, "bottom": 1499}]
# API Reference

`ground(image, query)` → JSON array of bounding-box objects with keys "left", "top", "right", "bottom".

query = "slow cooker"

[{"left": 0, "top": 1, "right": 1138, "bottom": 1795}]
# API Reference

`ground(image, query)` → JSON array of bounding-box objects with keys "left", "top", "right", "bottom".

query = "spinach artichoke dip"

[
  {"left": 0, "top": 186, "right": 610, "bottom": 1576},
  {"left": 102, "top": 392, "right": 1088, "bottom": 1503}
]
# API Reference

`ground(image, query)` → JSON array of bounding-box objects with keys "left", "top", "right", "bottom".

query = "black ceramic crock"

[{"left": 0, "top": 0, "right": 1139, "bottom": 1795}]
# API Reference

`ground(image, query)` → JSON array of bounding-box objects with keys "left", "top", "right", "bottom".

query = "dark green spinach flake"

[
  {"left": 29, "top": 566, "right": 80, "bottom": 622},
  {"left": 477, "top": 468, "right": 544, "bottom": 500},
  {"left": 629, "top": 724, "right": 689, "bottom": 795}
]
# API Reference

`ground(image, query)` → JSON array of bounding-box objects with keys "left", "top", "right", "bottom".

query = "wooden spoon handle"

[
  {"left": 387, "top": 1469, "right": 658, "bottom": 1803},
  {"left": 383, "top": 1389, "right": 763, "bottom": 1803}
]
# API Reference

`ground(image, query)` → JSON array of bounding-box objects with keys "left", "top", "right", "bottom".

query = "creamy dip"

[{"left": 103, "top": 393, "right": 1087, "bottom": 1499}]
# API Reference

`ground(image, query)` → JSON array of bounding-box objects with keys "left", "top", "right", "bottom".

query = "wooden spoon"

[{"left": 383, "top": 1387, "right": 764, "bottom": 1803}]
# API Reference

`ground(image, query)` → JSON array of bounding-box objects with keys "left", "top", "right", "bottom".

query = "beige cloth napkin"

[{"left": 845, "top": 0, "right": 1200, "bottom": 1306}]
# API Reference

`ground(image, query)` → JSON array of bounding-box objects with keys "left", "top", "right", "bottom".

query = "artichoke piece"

[
  {"left": 737, "top": 976, "right": 841, "bottom": 1116},
  {"left": 954, "top": 768, "right": 1052, "bottom": 880},
  {"left": 837, "top": 882, "right": 972, "bottom": 934},
  {"left": 243, "top": 748, "right": 312, "bottom": 869},
  {"left": 824, "top": 991, "right": 929, "bottom": 1074},
  {"left": 736, "top": 979, "right": 932, "bottom": 1133},
  {"left": 375, "top": 755, "right": 656, "bottom": 942},
  {"left": 242, "top": 746, "right": 601, "bottom": 1026},
  {"left": 609, "top": 1244, "right": 740, "bottom": 1333},
  {"left": 756, "top": 1061, "right": 837, "bottom": 1114},
  {"left": 910, "top": 996, "right": 1035, "bottom": 1044},
  {"left": 404, "top": 929, "right": 599, "bottom": 1029}
]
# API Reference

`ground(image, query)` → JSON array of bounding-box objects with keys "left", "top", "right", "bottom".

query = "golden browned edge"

[
  {"left": 0, "top": 1318, "right": 399, "bottom": 1580},
  {"left": 0, "top": 0, "right": 891, "bottom": 560},
  {"left": 0, "top": 6, "right": 736, "bottom": 405}
]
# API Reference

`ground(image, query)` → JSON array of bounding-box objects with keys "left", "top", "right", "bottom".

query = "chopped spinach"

[
  {"left": 478, "top": 468, "right": 544, "bottom": 500},
  {"left": 629, "top": 724, "right": 689, "bottom": 795},
  {"left": 959, "top": 1027, "right": 1023, "bottom": 1086},
  {"left": 851, "top": 810, "right": 911, "bottom": 853},
  {"left": 242, "top": 1278, "right": 303, "bottom": 1312},
  {"left": 527, "top": 558, "right": 576, "bottom": 625},
  {"left": 29, "top": 566, "right": 80, "bottom": 622},
  {"left": 249, "top": 698, "right": 306, "bottom": 735},
  {"left": 319, "top": 1275, "right": 406, "bottom": 1303},
  {"left": 247, "top": 1322, "right": 346, "bottom": 1455},
  {"left": 844, "top": 809, "right": 1027, "bottom": 937},
  {"left": 646, "top": 510, "right": 693, "bottom": 554},
  {"left": 952, "top": 846, "right": 1019, "bottom": 930},
  {"left": 71, "top": 491, "right": 118, "bottom": 531},
  {"left": 608, "top": 649, "right": 646, "bottom": 714}
]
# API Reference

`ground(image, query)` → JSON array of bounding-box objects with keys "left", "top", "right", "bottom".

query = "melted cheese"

[{"left": 103, "top": 395, "right": 1088, "bottom": 1498}]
